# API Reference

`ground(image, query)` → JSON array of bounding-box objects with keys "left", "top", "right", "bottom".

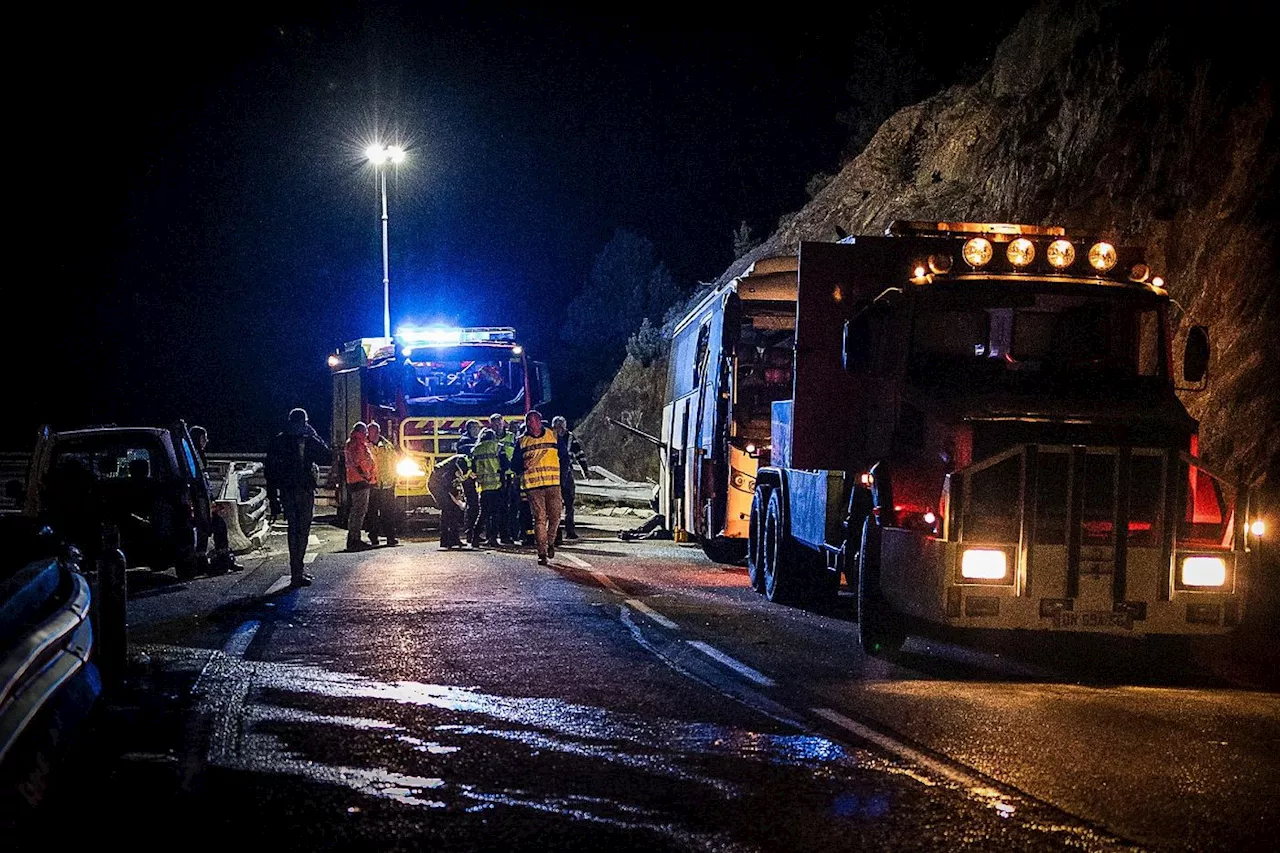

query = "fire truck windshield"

[
  {"left": 906, "top": 283, "right": 1168, "bottom": 393},
  {"left": 401, "top": 345, "right": 526, "bottom": 415}
]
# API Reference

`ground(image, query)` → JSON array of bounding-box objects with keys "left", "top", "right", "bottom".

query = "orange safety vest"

[
  {"left": 518, "top": 429, "right": 560, "bottom": 490},
  {"left": 344, "top": 438, "right": 376, "bottom": 486}
]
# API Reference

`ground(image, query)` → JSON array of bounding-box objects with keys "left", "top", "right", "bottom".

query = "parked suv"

[{"left": 12, "top": 422, "right": 212, "bottom": 578}]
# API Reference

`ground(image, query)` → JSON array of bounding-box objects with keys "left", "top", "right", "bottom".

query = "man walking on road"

[
  {"left": 511, "top": 410, "right": 561, "bottom": 565},
  {"left": 343, "top": 422, "right": 377, "bottom": 552},
  {"left": 265, "top": 407, "right": 332, "bottom": 587},
  {"left": 365, "top": 421, "right": 399, "bottom": 546}
]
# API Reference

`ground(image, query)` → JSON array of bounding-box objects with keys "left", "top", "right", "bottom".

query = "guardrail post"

[{"left": 94, "top": 524, "right": 128, "bottom": 696}]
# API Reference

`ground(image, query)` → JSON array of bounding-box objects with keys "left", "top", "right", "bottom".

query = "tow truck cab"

[{"left": 670, "top": 221, "right": 1263, "bottom": 652}]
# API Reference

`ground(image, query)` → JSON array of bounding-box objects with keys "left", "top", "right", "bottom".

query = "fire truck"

[
  {"left": 328, "top": 326, "right": 551, "bottom": 513},
  {"left": 662, "top": 221, "right": 1264, "bottom": 653}
]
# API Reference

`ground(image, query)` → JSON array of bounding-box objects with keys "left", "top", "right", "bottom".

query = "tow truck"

[{"left": 662, "top": 221, "right": 1265, "bottom": 652}]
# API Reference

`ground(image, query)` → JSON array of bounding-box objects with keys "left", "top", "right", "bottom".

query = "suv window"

[{"left": 53, "top": 441, "right": 159, "bottom": 483}]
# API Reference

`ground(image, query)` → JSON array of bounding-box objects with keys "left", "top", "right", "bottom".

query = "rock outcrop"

[{"left": 588, "top": 0, "right": 1278, "bottom": 496}]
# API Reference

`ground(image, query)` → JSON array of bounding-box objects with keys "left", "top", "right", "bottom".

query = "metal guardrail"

[{"left": 212, "top": 461, "right": 271, "bottom": 552}]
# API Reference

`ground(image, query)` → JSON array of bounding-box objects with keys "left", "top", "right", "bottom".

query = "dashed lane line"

[
  {"left": 557, "top": 547, "right": 774, "bottom": 688},
  {"left": 558, "top": 552, "right": 593, "bottom": 569},
  {"left": 625, "top": 598, "right": 679, "bottom": 630},
  {"left": 264, "top": 576, "right": 292, "bottom": 595},
  {"left": 813, "top": 707, "right": 1001, "bottom": 795},
  {"left": 685, "top": 640, "right": 777, "bottom": 687},
  {"left": 223, "top": 620, "right": 261, "bottom": 659}
]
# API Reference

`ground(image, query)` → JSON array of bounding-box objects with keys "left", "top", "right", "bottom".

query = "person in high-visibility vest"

[
  {"left": 469, "top": 427, "right": 507, "bottom": 547},
  {"left": 488, "top": 412, "right": 519, "bottom": 545},
  {"left": 510, "top": 410, "right": 561, "bottom": 565},
  {"left": 343, "top": 422, "right": 377, "bottom": 552}
]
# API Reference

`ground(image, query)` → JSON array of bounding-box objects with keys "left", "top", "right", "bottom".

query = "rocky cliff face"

[{"left": 587, "top": 0, "right": 1278, "bottom": 496}]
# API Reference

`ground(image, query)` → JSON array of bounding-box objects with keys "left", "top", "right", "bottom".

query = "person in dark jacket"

[
  {"left": 551, "top": 416, "right": 586, "bottom": 543},
  {"left": 265, "top": 407, "right": 332, "bottom": 587},
  {"left": 456, "top": 419, "right": 482, "bottom": 546},
  {"left": 429, "top": 453, "right": 471, "bottom": 549},
  {"left": 189, "top": 425, "right": 243, "bottom": 573}
]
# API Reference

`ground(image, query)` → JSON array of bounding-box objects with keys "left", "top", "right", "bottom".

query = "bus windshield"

[
  {"left": 401, "top": 346, "right": 526, "bottom": 415},
  {"left": 907, "top": 284, "right": 1168, "bottom": 394}
]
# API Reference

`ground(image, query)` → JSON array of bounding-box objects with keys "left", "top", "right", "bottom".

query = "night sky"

[{"left": 16, "top": 2, "right": 1029, "bottom": 452}]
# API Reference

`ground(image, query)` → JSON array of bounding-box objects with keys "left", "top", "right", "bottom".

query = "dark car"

[
  {"left": 0, "top": 515, "right": 102, "bottom": 825},
  {"left": 13, "top": 422, "right": 212, "bottom": 578}
]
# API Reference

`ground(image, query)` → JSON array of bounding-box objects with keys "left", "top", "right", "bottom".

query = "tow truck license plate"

[{"left": 1052, "top": 611, "right": 1134, "bottom": 630}]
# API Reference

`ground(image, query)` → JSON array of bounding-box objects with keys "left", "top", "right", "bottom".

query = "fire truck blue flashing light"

[{"left": 395, "top": 326, "right": 517, "bottom": 347}]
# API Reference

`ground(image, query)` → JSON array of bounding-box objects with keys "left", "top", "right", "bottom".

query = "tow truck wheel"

[
  {"left": 746, "top": 486, "right": 769, "bottom": 593},
  {"left": 763, "top": 489, "right": 805, "bottom": 605},
  {"left": 857, "top": 517, "right": 906, "bottom": 655}
]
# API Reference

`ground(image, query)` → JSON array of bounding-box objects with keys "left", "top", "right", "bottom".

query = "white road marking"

[
  {"left": 557, "top": 551, "right": 677, "bottom": 629},
  {"left": 303, "top": 551, "right": 318, "bottom": 564},
  {"left": 588, "top": 571, "right": 627, "bottom": 595},
  {"left": 265, "top": 575, "right": 292, "bottom": 595},
  {"left": 308, "top": 534, "right": 320, "bottom": 546},
  {"left": 811, "top": 706, "right": 1012, "bottom": 808},
  {"left": 559, "top": 552, "right": 593, "bottom": 569},
  {"left": 625, "top": 599, "right": 678, "bottom": 630},
  {"left": 685, "top": 641, "right": 776, "bottom": 687},
  {"left": 224, "top": 620, "right": 261, "bottom": 659}
]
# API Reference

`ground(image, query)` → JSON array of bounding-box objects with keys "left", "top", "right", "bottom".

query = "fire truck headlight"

[
  {"left": 396, "top": 457, "right": 427, "bottom": 478},
  {"left": 327, "top": 354, "right": 341, "bottom": 368},
  {"left": 1180, "top": 556, "right": 1227, "bottom": 587},
  {"left": 961, "top": 548, "right": 1008, "bottom": 580}
]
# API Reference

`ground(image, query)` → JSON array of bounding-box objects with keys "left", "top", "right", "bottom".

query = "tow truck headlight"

[
  {"left": 961, "top": 548, "right": 1008, "bottom": 580},
  {"left": 1088, "top": 241, "right": 1117, "bottom": 272},
  {"left": 1006, "top": 238, "right": 1035, "bottom": 268},
  {"left": 396, "top": 457, "right": 427, "bottom": 478},
  {"left": 1046, "top": 239, "right": 1075, "bottom": 268},
  {"left": 962, "top": 238, "right": 993, "bottom": 267},
  {"left": 1180, "top": 555, "right": 1227, "bottom": 588}
]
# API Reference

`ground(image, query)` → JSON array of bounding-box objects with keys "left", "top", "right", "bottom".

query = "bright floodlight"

[
  {"left": 365, "top": 143, "right": 389, "bottom": 165},
  {"left": 388, "top": 145, "right": 406, "bottom": 164}
]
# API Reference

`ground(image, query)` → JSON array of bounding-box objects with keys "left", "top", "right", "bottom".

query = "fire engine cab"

[{"left": 328, "top": 326, "right": 551, "bottom": 513}]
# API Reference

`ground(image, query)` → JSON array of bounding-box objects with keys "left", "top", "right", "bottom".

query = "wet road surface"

[{"left": 13, "top": 515, "right": 1278, "bottom": 851}]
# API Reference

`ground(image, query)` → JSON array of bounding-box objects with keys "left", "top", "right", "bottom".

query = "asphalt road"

[{"left": 11, "top": 513, "right": 1278, "bottom": 852}]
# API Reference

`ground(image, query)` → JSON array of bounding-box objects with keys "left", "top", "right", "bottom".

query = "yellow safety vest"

[
  {"left": 472, "top": 439, "right": 503, "bottom": 492},
  {"left": 518, "top": 429, "right": 560, "bottom": 490},
  {"left": 371, "top": 438, "right": 397, "bottom": 487},
  {"left": 498, "top": 430, "right": 515, "bottom": 463}
]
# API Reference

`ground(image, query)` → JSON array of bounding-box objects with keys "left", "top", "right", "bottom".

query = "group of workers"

[
  {"left": 340, "top": 420, "right": 402, "bottom": 552},
  {"left": 340, "top": 409, "right": 587, "bottom": 566}
]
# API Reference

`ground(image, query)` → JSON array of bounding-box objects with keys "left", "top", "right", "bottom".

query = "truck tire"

[
  {"left": 763, "top": 489, "right": 806, "bottom": 605},
  {"left": 747, "top": 486, "right": 769, "bottom": 593},
  {"left": 857, "top": 517, "right": 906, "bottom": 655}
]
